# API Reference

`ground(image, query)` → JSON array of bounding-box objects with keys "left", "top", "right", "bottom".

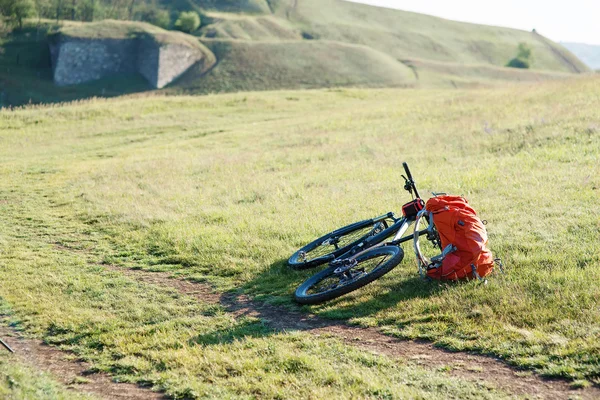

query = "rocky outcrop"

[
  {"left": 49, "top": 32, "right": 214, "bottom": 89},
  {"left": 137, "top": 41, "right": 205, "bottom": 89},
  {"left": 50, "top": 38, "right": 137, "bottom": 86}
]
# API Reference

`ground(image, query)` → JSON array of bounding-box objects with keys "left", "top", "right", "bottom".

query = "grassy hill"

[
  {"left": 0, "top": 0, "right": 592, "bottom": 107},
  {"left": 172, "top": 39, "right": 416, "bottom": 93},
  {"left": 175, "top": 40, "right": 574, "bottom": 94},
  {"left": 160, "top": 0, "right": 272, "bottom": 14},
  {"left": 172, "top": 0, "right": 591, "bottom": 95},
  {"left": 562, "top": 42, "right": 600, "bottom": 70},
  {"left": 300, "top": 0, "right": 588, "bottom": 73},
  {"left": 200, "top": 0, "right": 589, "bottom": 73},
  {"left": 1, "top": 77, "right": 599, "bottom": 398}
]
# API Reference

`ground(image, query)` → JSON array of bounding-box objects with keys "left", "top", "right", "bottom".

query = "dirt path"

[
  {"left": 0, "top": 324, "right": 165, "bottom": 400},
  {"left": 108, "top": 265, "right": 600, "bottom": 400}
]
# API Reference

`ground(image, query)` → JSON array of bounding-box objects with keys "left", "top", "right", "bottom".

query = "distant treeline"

[{"left": 1, "top": 0, "right": 174, "bottom": 29}]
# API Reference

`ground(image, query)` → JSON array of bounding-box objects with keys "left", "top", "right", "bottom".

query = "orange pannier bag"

[{"left": 425, "top": 195, "right": 495, "bottom": 280}]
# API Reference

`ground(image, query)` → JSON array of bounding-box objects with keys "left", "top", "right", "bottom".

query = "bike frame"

[
  {"left": 330, "top": 214, "right": 430, "bottom": 264},
  {"left": 327, "top": 162, "right": 431, "bottom": 267}
]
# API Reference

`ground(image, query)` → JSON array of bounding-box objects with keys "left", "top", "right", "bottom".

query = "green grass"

[
  {"left": 0, "top": 353, "right": 93, "bottom": 399},
  {"left": 0, "top": 147, "right": 509, "bottom": 398},
  {"left": 0, "top": 76, "right": 599, "bottom": 394}
]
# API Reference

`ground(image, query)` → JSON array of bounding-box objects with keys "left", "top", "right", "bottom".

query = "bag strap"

[{"left": 494, "top": 258, "right": 505, "bottom": 273}]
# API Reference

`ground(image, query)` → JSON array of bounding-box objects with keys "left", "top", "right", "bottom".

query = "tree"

[
  {"left": 33, "top": 0, "right": 51, "bottom": 22},
  {"left": 15, "top": 0, "right": 35, "bottom": 29},
  {"left": 76, "top": 0, "right": 96, "bottom": 22},
  {"left": 138, "top": 6, "right": 170, "bottom": 29},
  {"left": 175, "top": 10, "right": 200, "bottom": 33},
  {"left": 506, "top": 42, "right": 534, "bottom": 69},
  {"left": 0, "top": 0, "right": 36, "bottom": 29},
  {"left": 54, "top": 0, "right": 62, "bottom": 22},
  {"left": 517, "top": 43, "right": 533, "bottom": 62},
  {"left": 127, "top": 0, "right": 134, "bottom": 19},
  {"left": 79, "top": 0, "right": 94, "bottom": 21}
]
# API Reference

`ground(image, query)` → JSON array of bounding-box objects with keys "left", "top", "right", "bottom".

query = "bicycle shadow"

[
  {"left": 241, "top": 257, "right": 446, "bottom": 322},
  {"left": 312, "top": 272, "right": 447, "bottom": 321},
  {"left": 179, "top": 260, "right": 445, "bottom": 356}
]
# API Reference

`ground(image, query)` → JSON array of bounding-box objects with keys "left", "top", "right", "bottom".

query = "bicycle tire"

[
  {"left": 288, "top": 219, "right": 386, "bottom": 270},
  {"left": 294, "top": 246, "right": 404, "bottom": 305}
]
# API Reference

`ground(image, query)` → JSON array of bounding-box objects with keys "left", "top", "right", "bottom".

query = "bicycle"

[{"left": 289, "top": 162, "right": 444, "bottom": 305}]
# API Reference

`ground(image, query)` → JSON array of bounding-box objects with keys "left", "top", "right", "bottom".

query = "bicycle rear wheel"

[
  {"left": 288, "top": 218, "right": 390, "bottom": 270},
  {"left": 294, "top": 246, "right": 404, "bottom": 305}
]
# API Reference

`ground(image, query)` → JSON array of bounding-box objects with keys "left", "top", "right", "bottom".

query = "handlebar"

[
  {"left": 402, "top": 162, "right": 413, "bottom": 182},
  {"left": 402, "top": 162, "right": 421, "bottom": 199}
]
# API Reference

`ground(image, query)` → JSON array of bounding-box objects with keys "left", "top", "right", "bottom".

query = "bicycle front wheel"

[
  {"left": 294, "top": 245, "right": 404, "bottom": 305},
  {"left": 413, "top": 210, "right": 442, "bottom": 278},
  {"left": 288, "top": 218, "right": 389, "bottom": 270}
]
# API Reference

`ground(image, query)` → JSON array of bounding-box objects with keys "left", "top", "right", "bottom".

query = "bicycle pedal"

[{"left": 298, "top": 251, "right": 307, "bottom": 262}]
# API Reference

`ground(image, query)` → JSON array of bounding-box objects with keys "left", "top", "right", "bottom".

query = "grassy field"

[
  {"left": 0, "top": 132, "right": 510, "bottom": 398},
  {"left": 0, "top": 76, "right": 599, "bottom": 396}
]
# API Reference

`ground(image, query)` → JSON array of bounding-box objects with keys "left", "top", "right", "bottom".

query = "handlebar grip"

[{"left": 403, "top": 162, "right": 413, "bottom": 181}]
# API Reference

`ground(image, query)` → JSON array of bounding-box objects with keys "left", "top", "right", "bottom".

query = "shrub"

[
  {"left": 175, "top": 11, "right": 200, "bottom": 33},
  {"left": 517, "top": 42, "right": 533, "bottom": 61},
  {"left": 506, "top": 42, "right": 533, "bottom": 69},
  {"left": 506, "top": 58, "right": 530, "bottom": 69}
]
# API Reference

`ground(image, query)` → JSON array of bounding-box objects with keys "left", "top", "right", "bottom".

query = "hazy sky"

[{"left": 348, "top": 0, "right": 600, "bottom": 45}]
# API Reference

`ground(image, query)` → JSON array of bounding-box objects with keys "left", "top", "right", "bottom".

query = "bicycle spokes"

[{"left": 414, "top": 210, "right": 442, "bottom": 278}]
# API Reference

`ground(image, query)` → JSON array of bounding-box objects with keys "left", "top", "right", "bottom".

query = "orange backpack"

[{"left": 425, "top": 195, "right": 495, "bottom": 280}]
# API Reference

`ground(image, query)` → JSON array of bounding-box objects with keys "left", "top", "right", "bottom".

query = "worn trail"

[
  {"left": 0, "top": 324, "right": 165, "bottom": 400},
  {"left": 108, "top": 265, "right": 600, "bottom": 400}
]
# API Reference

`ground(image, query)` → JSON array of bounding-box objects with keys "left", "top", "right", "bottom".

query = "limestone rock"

[{"left": 49, "top": 22, "right": 215, "bottom": 89}]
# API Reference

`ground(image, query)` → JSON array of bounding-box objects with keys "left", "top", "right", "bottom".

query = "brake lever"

[{"left": 401, "top": 175, "right": 413, "bottom": 193}]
